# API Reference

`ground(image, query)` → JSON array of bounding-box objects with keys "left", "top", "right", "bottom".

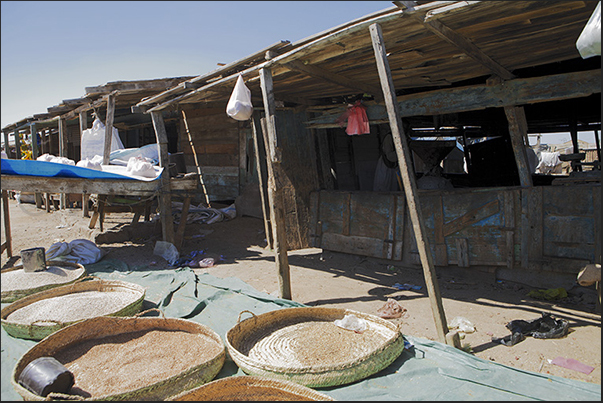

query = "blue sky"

[
  {"left": 1, "top": 1, "right": 598, "bottom": 146},
  {"left": 1, "top": 1, "right": 392, "bottom": 128}
]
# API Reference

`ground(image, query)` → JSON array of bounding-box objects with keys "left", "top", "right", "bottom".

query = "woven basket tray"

[
  {"left": 169, "top": 375, "right": 335, "bottom": 401},
  {"left": 225, "top": 307, "right": 404, "bottom": 388},
  {"left": 1, "top": 277, "right": 145, "bottom": 341},
  {"left": 1, "top": 260, "right": 87, "bottom": 303},
  {"left": 11, "top": 312, "right": 226, "bottom": 401}
]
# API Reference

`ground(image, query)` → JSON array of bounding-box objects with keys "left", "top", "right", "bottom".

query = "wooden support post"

[
  {"left": 79, "top": 110, "right": 89, "bottom": 217},
  {"left": 103, "top": 93, "right": 116, "bottom": 165},
  {"left": 14, "top": 130, "right": 22, "bottom": 159},
  {"left": 504, "top": 106, "right": 532, "bottom": 269},
  {"left": 150, "top": 111, "right": 175, "bottom": 246},
  {"left": 181, "top": 109, "right": 212, "bottom": 207},
  {"left": 2, "top": 130, "right": 10, "bottom": 158},
  {"left": 594, "top": 129, "right": 601, "bottom": 164},
  {"left": 1, "top": 189, "right": 12, "bottom": 258},
  {"left": 30, "top": 123, "right": 39, "bottom": 159},
  {"left": 259, "top": 67, "right": 292, "bottom": 300},
  {"left": 504, "top": 106, "right": 533, "bottom": 188},
  {"left": 370, "top": 22, "right": 449, "bottom": 344},
  {"left": 40, "top": 129, "right": 46, "bottom": 155},
  {"left": 98, "top": 195, "right": 107, "bottom": 232},
  {"left": 30, "top": 123, "right": 44, "bottom": 209},
  {"left": 58, "top": 117, "right": 68, "bottom": 209},
  {"left": 251, "top": 113, "right": 274, "bottom": 249},
  {"left": 82, "top": 192, "right": 90, "bottom": 217}
]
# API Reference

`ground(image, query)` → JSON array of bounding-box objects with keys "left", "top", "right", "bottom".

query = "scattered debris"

[
  {"left": 392, "top": 283, "right": 422, "bottom": 291},
  {"left": 377, "top": 298, "right": 407, "bottom": 319},
  {"left": 448, "top": 316, "right": 476, "bottom": 333},
  {"left": 190, "top": 258, "right": 215, "bottom": 268},
  {"left": 334, "top": 314, "right": 367, "bottom": 333},
  {"left": 576, "top": 263, "right": 601, "bottom": 286},
  {"left": 492, "top": 312, "right": 569, "bottom": 347},
  {"left": 549, "top": 357, "right": 595, "bottom": 374},
  {"left": 527, "top": 287, "right": 568, "bottom": 301},
  {"left": 153, "top": 241, "right": 179, "bottom": 266}
]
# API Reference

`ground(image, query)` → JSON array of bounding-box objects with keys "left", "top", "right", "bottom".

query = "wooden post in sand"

[
  {"left": 370, "top": 22, "right": 449, "bottom": 344},
  {"left": 258, "top": 68, "right": 292, "bottom": 300},
  {"left": 150, "top": 110, "right": 175, "bottom": 246}
]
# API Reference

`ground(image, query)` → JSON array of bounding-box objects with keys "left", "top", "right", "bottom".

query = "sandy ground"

[{"left": 1, "top": 197, "right": 600, "bottom": 386}]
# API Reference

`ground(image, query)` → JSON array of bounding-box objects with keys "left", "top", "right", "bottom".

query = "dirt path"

[{"left": 1, "top": 197, "right": 600, "bottom": 385}]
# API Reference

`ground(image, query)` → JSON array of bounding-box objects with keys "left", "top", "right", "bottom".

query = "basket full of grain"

[
  {"left": 225, "top": 307, "right": 405, "bottom": 388},
  {"left": 11, "top": 312, "right": 226, "bottom": 401},
  {"left": 1, "top": 260, "right": 87, "bottom": 303},
  {"left": 168, "top": 375, "right": 335, "bottom": 401},
  {"left": 1, "top": 277, "right": 145, "bottom": 341}
]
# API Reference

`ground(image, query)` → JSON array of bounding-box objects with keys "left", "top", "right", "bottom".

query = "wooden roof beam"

[
  {"left": 282, "top": 59, "right": 384, "bottom": 101},
  {"left": 85, "top": 79, "right": 190, "bottom": 96},
  {"left": 47, "top": 105, "right": 74, "bottom": 114},
  {"left": 61, "top": 98, "right": 88, "bottom": 106},
  {"left": 306, "top": 69, "right": 601, "bottom": 128},
  {"left": 394, "top": 1, "right": 515, "bottom": 80}
]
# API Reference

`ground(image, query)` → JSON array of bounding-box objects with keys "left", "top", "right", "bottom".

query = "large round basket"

[
  {"left": 169, "top": 375, "right": 335, "bottom": 401},
  {"left": 11, "top": 313, "right": 226, "bottom": 401},
  {"left": 225, "top": 307, "right": 404, "bottom": 388},
  {"left": 1, "top": 260, "right": 87, "bottom": 303},
  {"left": 1, "top": 277, "right": 145, "bottom": 341}
]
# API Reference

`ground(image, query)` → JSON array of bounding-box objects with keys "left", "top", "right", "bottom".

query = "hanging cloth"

[{"left": 336, "top": 100, "right": 370, "bottom": 135}]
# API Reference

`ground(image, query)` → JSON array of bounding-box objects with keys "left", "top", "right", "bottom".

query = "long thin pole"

[{"left": 370, "top": 22, "right": 448, "bottom": 343}]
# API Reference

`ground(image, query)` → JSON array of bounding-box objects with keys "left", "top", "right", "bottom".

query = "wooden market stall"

[
  {"left": 135, "top": 0, "right": 601, "bottom": 342},
  {"left": 1, "top": 76, "right": 200, "bottom": 250},
  {"left": 3, "top": 1, "right": 600, "bottom": 343}
]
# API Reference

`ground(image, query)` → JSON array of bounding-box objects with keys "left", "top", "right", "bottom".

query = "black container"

[
  {"left": 168, "top": 152, "right": 187, "bottom": 176},
  {"left": 18, "top": 357, "right": 74, "bottom": 397}
]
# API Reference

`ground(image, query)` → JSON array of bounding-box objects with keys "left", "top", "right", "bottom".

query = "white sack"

[
  {"left": 76, "top": 158, "right": 102, "bottom": 170},
  {"left": 36, "top": 153, "right": 75, "bottom": 165},
  {"left": 226, "top": 74, "right": 253, "bottom": 121},
  {"left": 126, "top": 156, "right": 157, "bottom": 178},
  {"left": 109, "top": 143, "right": 159, "bottom": 166},
  {"left": 46, "top": 239, "right": 105, "bottom": 265},
  {"left": 80, "top": 117, "right": 124, "bottom": 161}
]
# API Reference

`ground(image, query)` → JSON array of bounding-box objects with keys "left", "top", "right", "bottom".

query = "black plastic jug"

[{"left": 18, "top": 357, "right": 74, "bottom": 397}]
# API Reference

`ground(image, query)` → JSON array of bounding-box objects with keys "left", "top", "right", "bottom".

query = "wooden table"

[{"left": 1, "top": 173, "right": 201, "bottom": 255}]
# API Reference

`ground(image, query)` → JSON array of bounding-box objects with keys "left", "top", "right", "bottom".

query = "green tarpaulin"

[{"left": 2, "top": 260, "right": 600, "bottom": 401}]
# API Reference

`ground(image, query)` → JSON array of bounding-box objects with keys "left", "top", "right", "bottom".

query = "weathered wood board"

[{"left": 310, "top": 182, "right": 600, "bottom": 275}]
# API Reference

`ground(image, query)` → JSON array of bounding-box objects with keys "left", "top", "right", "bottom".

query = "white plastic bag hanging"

[
  {"left": 576, "top": 1, "right": 601, "bottom": 58},
  {"left": 226, "top": 74, "right": 253, "bottom": 121}
]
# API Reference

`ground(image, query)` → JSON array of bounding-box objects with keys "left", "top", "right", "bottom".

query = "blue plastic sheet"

[{"left": 1, "top": 158, "right": 139, "bottom": 180}]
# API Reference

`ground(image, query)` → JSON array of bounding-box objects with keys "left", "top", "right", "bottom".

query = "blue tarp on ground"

[{"left": 1, "top": 261, "right": 601, "bottom": 401}]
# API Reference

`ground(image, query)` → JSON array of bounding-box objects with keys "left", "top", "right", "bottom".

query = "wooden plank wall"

[
  {"left": 274, "top": 109, "right": 321, "bottom": 250},
  {"left": 178, "top": 106, "right": 242, "bottom": 201},
  {"left": 311, "top": 182, "right": 600, "bottom": 279}
]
